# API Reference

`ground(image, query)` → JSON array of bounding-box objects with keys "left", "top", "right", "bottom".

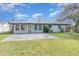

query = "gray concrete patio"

[{"left": 3, "top": 33, "right": 57, "bottom": 42}]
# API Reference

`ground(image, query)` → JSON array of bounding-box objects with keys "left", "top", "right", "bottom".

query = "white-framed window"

[
  {"left": 34, "top": 25, "right": 37, "bottom": 30},
  {"left": 39, "top": 25, "right": 42, "bottom": 30},
  {"left": 16, "top": 24, "right": 19, "bottom": 30},
  {"left": 21, "top": 24, "right": 25, "bottom": 30}
]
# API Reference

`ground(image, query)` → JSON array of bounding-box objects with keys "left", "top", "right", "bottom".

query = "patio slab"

[{"left": 2, "top": 33, "right": 57, "bottom": 42}]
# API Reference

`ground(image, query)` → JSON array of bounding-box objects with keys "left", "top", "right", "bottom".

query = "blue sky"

[{"left": 0, "top": 3, "right": 64, "bottom": 22}]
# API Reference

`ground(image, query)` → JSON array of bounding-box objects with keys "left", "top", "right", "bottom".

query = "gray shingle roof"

[{"left": 9, "top": 21, "right": 70, "bottom": 25}]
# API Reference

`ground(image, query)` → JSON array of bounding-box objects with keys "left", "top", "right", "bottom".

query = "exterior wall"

[
  {"left": 13, "top": 24, "right": 69, "bottom": 33},
  {"left": 61, "top": 25, "right": 67, "bottom": 32},
  {"left": 0, "top": 24, "right": 3, "bottom": 33},
  {"left": 13, "top": 24, "right": 43, "bottom": 34},
  {"left": 51, "top": 25, "right": 69, "bottom": 32},
  {"left": 13, "top": 24, "right": 28, "bottom": 34},
  {"left": 33, "top": 25, "right": 43, "bottom": 33},
  {"left": 0, "top": 23, "right": 10, "bottom": 33},
  {"left": 51, "top": 25, "right": 60, "bottom": 32}
]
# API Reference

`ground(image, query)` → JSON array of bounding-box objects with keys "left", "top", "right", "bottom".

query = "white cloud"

[
  {"left": 0, "top": 4, "right": 16, "bottom": 12},
  {"left": 56, "top": 3, "right": 64, "bottom": 6},
  {"left": 32, "top": 13, "right": 43, "bottom": 18},
  {"left": 0, "top": 3, "right": 31, "bottom": 12},
  {"left": 14, "top": 13, "right": 28, "bottom": 19},
  {"left": 51, "top": 3, "right": 64, "bottom": 7},
  {"left": 49, "top": 3, "right": 64, "bottom": 17},
  {"left": 49, "top": 8, "right": 63, "bottom": 17},
  {"left": 50, "top": 10, "right": 61, "bottom": 17},
  {"left": 32, "top": 13, "right": 43, "bottom": 22}
]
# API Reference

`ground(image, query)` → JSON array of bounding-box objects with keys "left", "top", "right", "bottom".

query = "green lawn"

[
  {"left": 0, "top": 33, "right": 79, "bottom": 56},
  {"left": 0, "top": 34, "right": 10, "bottom": 41}
]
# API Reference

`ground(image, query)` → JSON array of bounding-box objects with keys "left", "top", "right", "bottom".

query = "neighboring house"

[
  {"left": 64, "top": 19, "right": 75, "bottom": 26},
  {"left": 9, "top": 21, "right": 71, "bottom": 34},
  {"left": 0, "top": 22, "right": 10, "bottom": 33}
]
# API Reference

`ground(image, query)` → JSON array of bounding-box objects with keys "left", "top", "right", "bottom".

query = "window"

[
  {"left": 34, "top": 25, "right": 37, "bottom": 30},
  {"left": 16, "top": 24, "right": 19, "bottom": 30},
  {"left": 39, "top": 25, "right": 42, "bottom": 30},
  {"left": 21, "top": 24, "right": 25, "bottom": 30}
]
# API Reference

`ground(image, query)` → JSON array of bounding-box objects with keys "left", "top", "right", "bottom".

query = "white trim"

[{"left": 13, "top": 23, "right": 70, "bottom": 33}]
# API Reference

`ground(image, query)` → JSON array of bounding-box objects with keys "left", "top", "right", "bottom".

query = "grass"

[
  {"left": 50, "top": 32, "right": 79, "bottom": 40},
  {"left": 0, "top": 33, "right": 10, "bottom": 41},
  {"left": 0, "top": 33, "right": 79, "bottom": 55}
]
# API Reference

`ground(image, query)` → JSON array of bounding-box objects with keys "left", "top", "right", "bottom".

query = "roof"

[{"left": 9, "top": 21, "right": 70, "bottom": 25}]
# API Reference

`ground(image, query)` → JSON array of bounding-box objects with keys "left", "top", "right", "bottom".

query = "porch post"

[
  {"left": 65, "top": 25, "right": 67, "bottom": 32},
  {"left": 13, "top": 24, "right": 16, "bottom": 33},
  {"left": 37, "top": 24, "right": 39, "bottom": 31},
  {"left": 42, "top": 25, "right": 43, "bottom": 32},
  {"left": 19, "top": 24, "right": 21, "bottom": 31}
]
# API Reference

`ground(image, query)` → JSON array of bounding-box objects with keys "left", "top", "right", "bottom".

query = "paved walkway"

[{"left": 3, "top": 33, "right": 56, "bottom": 42}]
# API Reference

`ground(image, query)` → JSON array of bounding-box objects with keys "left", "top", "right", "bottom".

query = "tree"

[
  {"left": 59, "top": 3, "right": 79, "bottom": 32},
  {"left": 43, "top": 25, "right": 49, "bottom": 33}
]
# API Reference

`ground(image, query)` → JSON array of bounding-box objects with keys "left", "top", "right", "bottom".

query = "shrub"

[{"left": 43, "top": 25, "right": 49, "bottom": 33}]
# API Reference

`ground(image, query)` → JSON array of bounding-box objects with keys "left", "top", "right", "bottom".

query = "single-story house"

[
  {"left": 9, "top": 21, "right": 71, "bottom": 34},
  {"left": 0, "top": 22, "right": 10, "bottom": 33}
]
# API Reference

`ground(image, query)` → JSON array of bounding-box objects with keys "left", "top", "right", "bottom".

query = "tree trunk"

[
  {"left": 75, "top": 23, "right": 77, "bottom": 32},
  {"left": 75, "top": 21, "right": 79, "bottom": 32}
]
